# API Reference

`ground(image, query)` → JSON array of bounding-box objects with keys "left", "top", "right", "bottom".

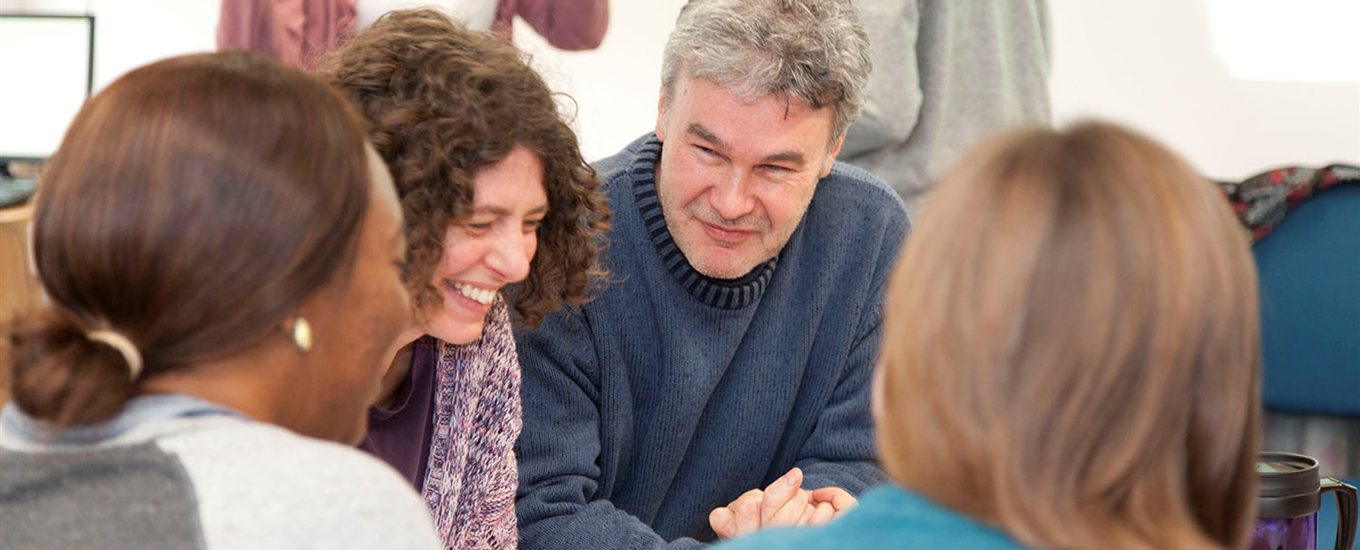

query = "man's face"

[{"left": 654, "top": 75, "right": 843, "bottom": 279}]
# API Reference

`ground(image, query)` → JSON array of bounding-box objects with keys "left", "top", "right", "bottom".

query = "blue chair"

[
  {"left": 1253, "top": 182, "right": 1360, "bottom": 549},
  {"left": 1255, "top": 183, "right": 1360, "bottom": 416}
]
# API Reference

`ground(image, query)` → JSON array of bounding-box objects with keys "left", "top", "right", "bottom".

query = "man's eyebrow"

[
  {"left": 761, "top": 150, "right": 805, "bottom": 165},
  {"left": 686, "top": 123, "right": 729, "bottom": 153}
]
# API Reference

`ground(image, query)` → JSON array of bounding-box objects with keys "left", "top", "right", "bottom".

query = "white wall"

[
  {"left": 1049, "top": 0, "right": 1360, "bottom": 181},
  {"left": 511, "top": 1, "right": 685, "bottom": 162},
  {"left": 4, "top": 0, "right": 1356, "bottom": 176}
]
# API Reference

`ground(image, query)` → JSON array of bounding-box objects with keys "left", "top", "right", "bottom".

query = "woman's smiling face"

[{"left": 423, "top": 144, "right": 548, "bottom": 344}]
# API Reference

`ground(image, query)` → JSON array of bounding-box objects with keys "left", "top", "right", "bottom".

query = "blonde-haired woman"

[{"left": 718, "top": 121, "right": 1262, "bottom": 549}]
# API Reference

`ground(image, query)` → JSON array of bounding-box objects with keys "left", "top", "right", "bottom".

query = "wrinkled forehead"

[{"left": 670, "top": 75, "right": 843, "bottom": 155}]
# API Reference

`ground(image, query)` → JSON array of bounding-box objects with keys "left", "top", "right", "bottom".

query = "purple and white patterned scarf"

[{"left": 420, "top": 298, "right": 523, "bottom": 549}]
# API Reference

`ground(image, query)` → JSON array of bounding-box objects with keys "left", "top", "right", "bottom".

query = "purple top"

[
  {"left": 355, "top": 300, "right": 523, "bottom": 548},
  {"left": 359, "top": 336, "right": 437, "bottom": 490}
]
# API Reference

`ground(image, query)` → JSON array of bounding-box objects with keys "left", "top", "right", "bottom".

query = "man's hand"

[
  {"left": 758, "top": 467, "right": 811, "bottom": 528},
  {"left": 708, "top": 488, "right": 765, "bottom": 539},
  {"left": 710, "top": 468, "right": 847, "bottom": 539},
  {"left": 808, "top": 486, "right": 857, "bottom": 523}
]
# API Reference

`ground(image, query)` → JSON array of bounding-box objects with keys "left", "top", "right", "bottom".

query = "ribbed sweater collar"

[{"left": 629, "top": 135, "right": 778, "bottom": 310}]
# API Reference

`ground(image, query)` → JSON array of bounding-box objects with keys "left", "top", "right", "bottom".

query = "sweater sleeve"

[
  {"left": 795, "top": 305, "right": 889, "bottom": 494},
  {"left": 839, "top": 0, "right": 922, "bottom": 158},
  {"left": 509, "top": 0, "right": 609, "bottom": 50},
  {"left": 515, "top": 310, "right": 703, "bottom": 550},
  {"left": 797, "top": 193, "right": 909, "bottom": 494}
]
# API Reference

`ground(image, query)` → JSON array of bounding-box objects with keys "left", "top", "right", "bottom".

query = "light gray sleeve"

[
  {"left": 840, "top": 0, "right": 922, "bottom": 158},
  {"left": 159, "top": 420, "right": 441, "bottom": 550}
]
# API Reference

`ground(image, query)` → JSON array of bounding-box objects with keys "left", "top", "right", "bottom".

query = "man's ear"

[
  {"left": 821, "top": 132, "right": 847, "bottom": 178},
  {"left": 655, "top": 86, "right": 668, "bottom": 141}
]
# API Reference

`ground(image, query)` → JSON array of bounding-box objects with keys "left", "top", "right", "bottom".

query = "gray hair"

[{"left": 660, "top": 0, "right": 872, "bottom": 144}]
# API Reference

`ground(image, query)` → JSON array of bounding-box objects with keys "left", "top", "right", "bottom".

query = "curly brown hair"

[{"left": 318, "top": 9, "right": 610, "bottom": 327}]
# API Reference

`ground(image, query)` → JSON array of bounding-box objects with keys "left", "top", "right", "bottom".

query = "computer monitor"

[{"left": 0, "top": 14, "right": 95, "bottom": 163}]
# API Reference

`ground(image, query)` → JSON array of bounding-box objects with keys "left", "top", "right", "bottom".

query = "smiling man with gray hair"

[{"left": 515, "top": 1, "right": 909, "bottom": 547}]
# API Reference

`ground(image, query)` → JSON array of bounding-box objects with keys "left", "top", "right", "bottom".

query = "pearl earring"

[{"left": 292, "top": 317, "right": 313, "bottom": 353}]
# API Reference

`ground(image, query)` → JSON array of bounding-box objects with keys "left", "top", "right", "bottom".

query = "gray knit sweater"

[
  {"left": 0, "top": 395, "right": 440, "bottom": 549},
  {"left": 842, "top": 0, "right": 1052, "bottom": 214}
]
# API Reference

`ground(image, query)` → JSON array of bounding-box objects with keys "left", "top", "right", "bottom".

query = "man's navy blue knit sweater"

[{"left": 515, "top": 135, "right": 910, "bottom": 549}]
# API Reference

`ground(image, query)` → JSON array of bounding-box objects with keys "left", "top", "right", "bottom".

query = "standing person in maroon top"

[
  {"left": 317, "top": 9, "right": 610, "bottom": 549},
  {"left": 218, "top": 0, "right": 608, "bottom": 69}
]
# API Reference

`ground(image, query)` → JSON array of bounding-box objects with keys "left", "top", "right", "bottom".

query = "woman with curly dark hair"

[{"left": 317, "top": 8, "right": 609, "bottom": 549}]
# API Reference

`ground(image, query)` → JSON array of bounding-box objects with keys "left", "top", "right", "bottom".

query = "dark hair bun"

[{"left": 7, "top": 309, "right": 138, "bottom": 427}]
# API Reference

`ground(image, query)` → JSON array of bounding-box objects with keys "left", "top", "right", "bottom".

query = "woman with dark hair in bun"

[{"left": 0, "top": 52, "right": 438, "bottom": 549}]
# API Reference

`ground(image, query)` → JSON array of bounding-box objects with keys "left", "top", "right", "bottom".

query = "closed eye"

[
  {"left": 462, "top": 221, "right": 494, "bottom": 235},
  {"left": 694, "top": 144, "right": 721, "bottom": 159}
]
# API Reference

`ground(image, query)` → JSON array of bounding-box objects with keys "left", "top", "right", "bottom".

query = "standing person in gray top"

[
  {"left": 0, "top": 52, "right": 439, "bottom": 550},
  {"left": 841, "top": 0, "right": 1052, "bottom": 214},
  {"left": 515, "top": 0, "right": 909, "bottom": 547}
]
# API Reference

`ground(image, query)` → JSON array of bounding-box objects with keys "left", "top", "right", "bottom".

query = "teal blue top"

[{"left": 714, "top": 484, "right": 1032, "bottom": 550}]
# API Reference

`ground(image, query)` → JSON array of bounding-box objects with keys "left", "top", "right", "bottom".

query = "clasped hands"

[{"left": 707, "top": 467, "right": 857, "bottom": 539}]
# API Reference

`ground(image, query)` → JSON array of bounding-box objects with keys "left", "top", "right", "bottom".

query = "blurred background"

[{"left": 0, "top": 0, "right": 1355, "bottom": 176}]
